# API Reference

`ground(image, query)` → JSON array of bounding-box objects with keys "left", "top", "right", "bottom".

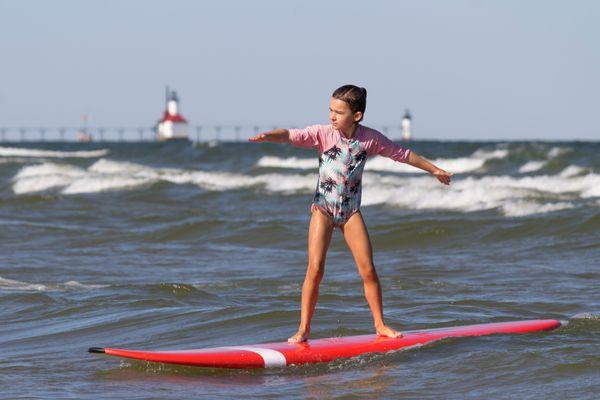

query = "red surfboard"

[{"left": 89, "top": 319, "right": 562, "bottom": 369}]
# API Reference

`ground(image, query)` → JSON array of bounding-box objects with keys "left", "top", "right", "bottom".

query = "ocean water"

[{"left": 0, "top": 139, "right": 598, "bottom": 399}]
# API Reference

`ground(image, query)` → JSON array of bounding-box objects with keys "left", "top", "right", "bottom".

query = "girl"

[{"left": 249, "top": 85, "right": 453, "bottom": 343}]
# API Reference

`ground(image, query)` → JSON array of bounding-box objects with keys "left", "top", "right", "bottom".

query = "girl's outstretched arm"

[
  {"left": 248, "top": 128, "right": 290, "bottom": 143},
  {"left": 407, "top": 152, "right": 454, "bottom": 185}
]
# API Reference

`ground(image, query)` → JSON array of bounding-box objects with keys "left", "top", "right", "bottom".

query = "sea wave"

[
  {"left": 12, "top": 159, "right": 316, "bottom": 195},
  {"left": 11, "top": 159, "right": 598, "bottom": 217},
  {"left": 0, "top": 146, "right": 109, "bottom": 158},
  {"left": 0, "top": 276, "right": 107, "bottom": 292},
  {"left": 359, "top": 170, "right": 598, "bottom": 217},
  {"left": 12, "top": 163, "right": 87, "bottom": 194},
  {"left": 560, "top": 165, "right": 588, "bottom": 177},
  {"left": 519, "top": 161, "right": 547, "bottom": 173}
]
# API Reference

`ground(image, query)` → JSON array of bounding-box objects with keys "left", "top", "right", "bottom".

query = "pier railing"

[{"left": 0, "top": 125, "right": 405, "bottom": 143}]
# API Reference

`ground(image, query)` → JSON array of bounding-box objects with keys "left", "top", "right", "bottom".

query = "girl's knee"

[
  {"left": 359, "top": 264, "right": 378, "bottom": 283},
  {"left": 306, "top": 261, "right": 325, "bottom": 282}
]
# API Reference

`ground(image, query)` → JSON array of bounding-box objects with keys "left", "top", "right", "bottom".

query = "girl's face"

[{"left": 329, "top": 97, "right": 362, "bottom": 132}]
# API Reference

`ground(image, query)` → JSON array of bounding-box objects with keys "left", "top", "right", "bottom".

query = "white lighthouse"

[
  {"left": 156, "top": 86, "right": 189, "bottom": 141},
  {"left": 401, "top": 109, "right": 412, "bottom": 141}
]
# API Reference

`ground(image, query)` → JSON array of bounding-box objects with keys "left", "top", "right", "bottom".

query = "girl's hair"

[{"left": 332, "top": 85, "right": 367, "bottom": 122}]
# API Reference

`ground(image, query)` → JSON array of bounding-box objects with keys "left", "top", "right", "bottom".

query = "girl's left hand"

[{"left": 432, "top": 168, "right": 453, "bottom": 185}]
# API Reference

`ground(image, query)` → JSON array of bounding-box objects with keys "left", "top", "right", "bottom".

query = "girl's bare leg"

[
  {"left": 288, "top": 205, "right": 334, "bottom": 343},
  {"left": 340, "top": 211, "right": 402, "bottom": 338}
]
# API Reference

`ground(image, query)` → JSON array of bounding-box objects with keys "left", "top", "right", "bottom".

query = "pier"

[{"left": 0, "top": 125, "right": 406, "bottom": 143}]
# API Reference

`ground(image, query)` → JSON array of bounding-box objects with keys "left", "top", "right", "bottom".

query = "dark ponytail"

[{"left": 332, "top": 85, "right": 367, "bottom": 122}]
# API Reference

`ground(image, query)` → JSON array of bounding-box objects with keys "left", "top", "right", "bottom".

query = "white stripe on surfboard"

[{"left": 223, "top": 346, "right": 287, "bottom": 368}]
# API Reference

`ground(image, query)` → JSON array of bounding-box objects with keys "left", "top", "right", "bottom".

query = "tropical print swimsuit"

[{"left": 289, "top": 124, "right": 411, "bottom": 227}]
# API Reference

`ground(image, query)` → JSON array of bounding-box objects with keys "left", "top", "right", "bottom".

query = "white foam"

[
  {"left": 12, "top": 163, "right": 86, "bottom": 194},
  {"left": 63, "top": 175, "right": 155, "bottom": 194},
  {"left": 162, "top": 169, "right": 315, "bottom": 193},
  {"left": 361, "top": 171, "right": 597, "bottom": 216},
  {"left": 254, "top": 173, "right": 315, "bottom": 193},
  {"left": 500, "top": 200, "right": 574, "bottom": 217},
  {"left": 14, "top": 162, "right": 86, "bottom": 180},
  {"left": 63, "top": 280, "right": 107, "bottom": 290},
  {"left": 559, "top": 165, "right": 587, "bottom": 178},
  {"left": 516, "top": 146, "right": 578, "bottom": 174},
  {"left": 582, "top": 183, "right": 600, "bottom": 198},
  {"left": 0, "top": 276, "right": 107, "bottom": 292},
  {"left": 366, "top": 154, "right": 497, "bottom": 174},
  {"left": 88, "top": 158, "right": 157, "bottom": 176},
  {"left": 548, "top": 146, "right": 571, "bottom": 158},
  {"left": 571, "top": 312, "right": 600, "bottom": 320},
  {"left": 0, "top": 276, "right": 47, "bottom": 291},
  {"left": 0, "top": 146, "right": 109, "bottom": 158},
  {"left": 256, "top": 156, "right": 317, "bottom": 170},
  {"left": 61, "top": 159, "right": 159, "bottom": 194},
  {"left": 83, "top": 160, "right": 317, "bottom": 193},
  {"left": 519, "top": 161, "right": 547, "bottom": 173},
  {"left": 471, "top": 148, "right": 510, "bottom": 160}
]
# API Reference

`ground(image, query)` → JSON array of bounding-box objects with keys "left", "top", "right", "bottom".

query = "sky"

[{"left": 0, "top": 0, "right": 598, "bottom": 140}]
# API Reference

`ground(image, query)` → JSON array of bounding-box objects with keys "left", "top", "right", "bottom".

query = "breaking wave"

[{"left": 11, "top": 157, "right": 599, "bottom": 217}]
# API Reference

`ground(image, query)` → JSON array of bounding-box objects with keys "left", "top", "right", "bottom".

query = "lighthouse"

[
  {"left": 156, "top": 86, "right": 189, "bottom": 141},
  {"left": 401, "top": 109, "right": 412, "bottom": 141}
]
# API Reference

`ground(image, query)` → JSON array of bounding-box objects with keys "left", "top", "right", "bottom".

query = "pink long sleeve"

[
  {"left": 288, "top": 125, "right": 339, "bottom": 154},
  {"left": 288, "top": 125, "right": 320, "bottom": 149}
]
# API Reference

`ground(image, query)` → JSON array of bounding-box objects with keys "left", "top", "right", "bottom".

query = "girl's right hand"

[{"left": 248, "top": 133, "right": 268, "bottom": 142}]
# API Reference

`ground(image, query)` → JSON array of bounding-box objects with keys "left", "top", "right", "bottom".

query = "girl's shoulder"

[
  {"left": 289, "top": 124, "right": 338, "bottom": 152},
  {"left": 315, "top": 125, "right": 340, "bottom": 153},
  {"left": 358, "top": 125, "right": 411, "bottom": 162},
  {"left": 357, "top": 125, "right": 385, "bottom": 151},
  {"left": 358, "top": 124, "right": 384, "bottom": 141}
]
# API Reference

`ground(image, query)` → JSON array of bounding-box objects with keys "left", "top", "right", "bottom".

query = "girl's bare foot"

[
  {"left": 288, "top": 329, "right": 310, "bottom": 343},
  {"left": 376, "top": 324, "right": 403, "bottom": 338}
]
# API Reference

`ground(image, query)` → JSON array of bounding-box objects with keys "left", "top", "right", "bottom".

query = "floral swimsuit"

[{"left": 289, "top": 124, "right": 411, "bottom": 227}]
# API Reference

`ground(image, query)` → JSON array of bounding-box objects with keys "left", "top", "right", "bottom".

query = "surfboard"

[{"left": 89, "top": 319, "right": 562, "bottom": 369}]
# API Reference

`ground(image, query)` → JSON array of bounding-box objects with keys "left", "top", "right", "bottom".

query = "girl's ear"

[{"left": 354, "top": 111, "right": 363, "bottom": 123}]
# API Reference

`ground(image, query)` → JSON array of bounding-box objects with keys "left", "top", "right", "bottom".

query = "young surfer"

[{"left": 249, "top": 85, "right": 453, "bottom": 343}]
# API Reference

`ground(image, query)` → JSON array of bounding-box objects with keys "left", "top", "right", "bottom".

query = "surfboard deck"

[{"left": 89, "top": 319, "right": 562, "bottom": 369}]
